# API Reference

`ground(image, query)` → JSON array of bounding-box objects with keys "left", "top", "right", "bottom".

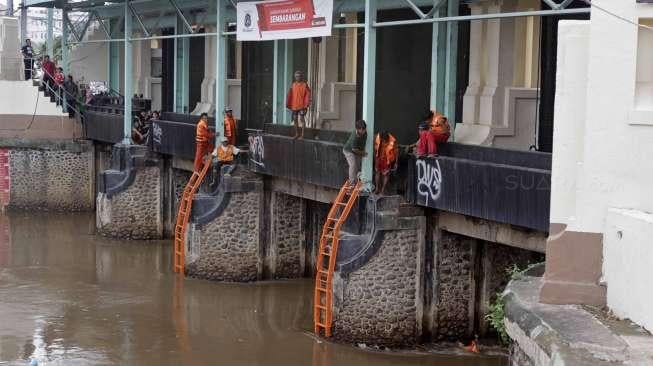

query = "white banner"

[{"left": 237, "top": 0, "right": 333, "bottom": 41}]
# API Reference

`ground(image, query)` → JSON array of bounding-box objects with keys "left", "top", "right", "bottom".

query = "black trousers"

[{"left": 23, "top": 59, "right": 32, "bottom": 80}]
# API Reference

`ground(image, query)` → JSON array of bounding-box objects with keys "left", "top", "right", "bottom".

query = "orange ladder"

[
  {"left": 314, "top": 179, "right": 362, "bottom": 337},
  {"left": 173, "top": 156, "right": 213, "bottom": 274}
]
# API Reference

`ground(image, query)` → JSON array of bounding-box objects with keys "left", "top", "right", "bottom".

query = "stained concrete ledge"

[{"left": 504, "top": 274, "right": 653, "bottom": 365}]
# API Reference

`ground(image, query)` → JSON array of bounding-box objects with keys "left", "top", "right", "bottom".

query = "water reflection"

[{"left": 0, "top": 212, "right": 506, "bottom": 365}]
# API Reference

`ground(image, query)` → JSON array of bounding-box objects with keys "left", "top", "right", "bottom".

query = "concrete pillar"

[
  {"left": 461, "top": 4, "right": 483, "bottom": 124},
  {"left": 282, "top": 39, "right": 293, "bottom": 125},
  {"left": 133, "top": 39, "right": 151, "bottom": 98},
  {"left": 202, "top": 26, "right": 216, "bottom": 110},
  {"left": 272, "top": 40, "right": 285, "bottom": 124},
  {"left": 478, "top": 2, "right": 515, "bottom": 126},
  {"left": 123, "top": 1, "right": 133, "bottom": 144},
  {"left": 361, "top": 0, "right": 377, "bottom": 187}
]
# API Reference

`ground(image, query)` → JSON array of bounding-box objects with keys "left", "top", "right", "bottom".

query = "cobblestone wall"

[
  {"left": 172, "top": 168, "right": 191, "bottom": 212},
  {"left": 269, "top": 192, "right": 303, "bottom": 279},
  {"left": 433, "top": 231, "right": 476, "bottom": 341},
  {"left": 333, "top": 229, "right": 422, "bottom": 347},
  {"left": 8, "top": 145, "right": 94, "bottom": 211},
  {"left": 186, "top": 190, "right": 261, "bottom": 282},
  {"left": 96, "top": 166, "right": 162, "bottom": 239}
]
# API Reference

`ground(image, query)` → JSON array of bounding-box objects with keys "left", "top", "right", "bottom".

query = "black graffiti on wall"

[
  {"left": 248, "top": 134, "right": 265, "bottom": 168},
  {"left": 416, "top": 158, "right": 442, "bottom": 207}
]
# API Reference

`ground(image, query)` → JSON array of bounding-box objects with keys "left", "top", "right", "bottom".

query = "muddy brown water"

[{"left": 0, "top": 212, "right": 506, "bottom": 366}]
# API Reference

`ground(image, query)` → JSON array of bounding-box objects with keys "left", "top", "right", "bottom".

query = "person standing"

[
  {"left": 41, "top": 55, "right": 55, "bottom": 97},
  {"left": 285, "top": 70, "right": 311, "bottom": 139},
  {"left": 223, "top": 107, "right": 237, "bottom": 146},
  {"left": 54, "top": 67, "right": 65, "bottom": 106},
  {"left": 194, "top": 113, "right": 216, "bottom": 172},
  {"left": 63, "top": 75, "right": 78, "bottom": 118},
  {"left": 21, "top": 39, "right": 34, "bottom": 80},
  {"left": 342, "top": 119, "right": 367, "bottom": 184},
  {"left": 373, "top": 131, "right": 398, "bottom": 195}
]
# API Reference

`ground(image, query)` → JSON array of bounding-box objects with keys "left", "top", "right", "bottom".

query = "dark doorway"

[
  {"left": 188, "top": 29, "right": 206, "bottom": 113},
  {"left": 241, "top": 41, "right": 274, "bottom": 132},
  {"left": 161, "top": 28, "right": 175, "bottom": 112},
  {"left": 538, "top": 1, "right": 590, "bottom": 152}
]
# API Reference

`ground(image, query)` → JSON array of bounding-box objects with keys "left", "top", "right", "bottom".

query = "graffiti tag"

[
  {"left": 416, "top": 159, "right": 442, "bottom": 205},
  {"left": 152, "top": 122, "right": 162, "bottom": 145},
  {"left": 248, "top": 134, "right": 265, "bottom": 168}
]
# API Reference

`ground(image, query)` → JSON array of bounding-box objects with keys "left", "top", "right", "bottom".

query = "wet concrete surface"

[{"left": 0, "top": 212, "right": 507, "bottom": 366}]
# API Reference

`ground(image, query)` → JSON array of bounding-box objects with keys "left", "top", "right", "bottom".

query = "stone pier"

[{"left": 96, "top": 144, "right": 163, "bottom": 239}]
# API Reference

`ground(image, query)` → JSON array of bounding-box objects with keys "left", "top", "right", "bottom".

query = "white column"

[{"left": 461, "top": 3, "right": 483, "bottom": 124}]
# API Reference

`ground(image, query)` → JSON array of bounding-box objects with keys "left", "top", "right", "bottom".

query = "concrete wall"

[
  {"left": 69, "top": 29, "right": 108, "bottom": 85},
  {"left": 2, "top": 140, "right": 94, "bottom": 211},
  {"left": 542, "top": 0, "right": 653, "bottom": 328},
  {"left": 0, "top": 17, "right": 21, "bottom": 81}
]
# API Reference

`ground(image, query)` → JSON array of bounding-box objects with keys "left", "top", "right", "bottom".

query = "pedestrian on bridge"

[
  {"left": 224, "top": 107, "right": 237, "bottom": 146},
  {"left": 342, "top": 119, "right": 367, "bottom": 184},
  {"left": 21, "top": 39, "right": 33, "bottom": 80},
  {"left": 286, "top": 70, "right": 311, "bottom": 139}
]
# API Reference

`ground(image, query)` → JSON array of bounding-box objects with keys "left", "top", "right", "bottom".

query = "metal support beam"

[
  {"left": 374, "top": 8, "right": 590, "bottom": 27},
  {"left": 174, "top": 16, "right": 190, "bottom": 113},
  {"left": 79, "top": 14, "right": 93, "bottom": 42},
  {"left": 215, "top": 0, "right": 227, "bottom": 146},
  {"left": 94, "top": 11, "right": 111, "bottom": 38},
  {"left": 169, "top": 0, "right": 194, "bottom": 34},
  {"left": 46, "top": 8, "right": 54, "bottom": 57},
  {"left": 128, "top": 2, "right": 150, "bottom": 37},
  {"left": 557, "top": 0, "right": 575, "bottom": 10},
  {"left": 64, "top": 14, "right": 81, "bottom": 42},
  {"left": 272, "top": 40, "right": 288, "bottom": 124},
  {"left": 20, "top": 2, "right": 27, "bottom": 45},
  {"left": 361, "top": 0, "right": 377, "bottom": 187},
  {"left": 123, "top": 0, "right": 133, "bottom": 145},
  {"left": 430, "top": 3, "right": 445, "bottom": 110},
  {"left": 62, "top": 10, "right": 69, "bottom": 73},
  {"left": 404, "top": 0, "right": 427, "bottom": 19},
  {"left": 282, "top": 39, "right": 293, "bottom": 125},
  {"left": 108, "top": 19, "right": 121, "bottom": 90},
  {"left": 541, "top": 0, "right": 559, "bottom": 10},
  {"left": 444, "top": 0, "right": 458, "bottom": 126}
]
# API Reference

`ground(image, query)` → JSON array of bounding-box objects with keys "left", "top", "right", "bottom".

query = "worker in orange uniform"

[
  {"left": 223, "top": 107, "right": 237, "bottom": 146},
  {"left": 194, "top": 113, "right": 216, "bottom": 172},
  {"left": 286, "top": 70, "right": 311, "bottom": 139},
  {"left": 428, "top": 110, "right": 451, "bottom": 147},
  {"left": 373, "top": 131, "right": 398, "bottom": 196},
  {"left": 213, "top": 136, "right": 241, "bottom": 183}
]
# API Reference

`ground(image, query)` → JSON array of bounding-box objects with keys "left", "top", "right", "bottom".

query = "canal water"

[{"left": 0, "top": 212, "right": 506, "bottom": 366}]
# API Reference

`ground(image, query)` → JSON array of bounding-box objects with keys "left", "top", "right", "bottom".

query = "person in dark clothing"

[
  {"left": 21, "top": 39, "right": 34, "bottom": 80},
  {"left": 63, "top": 75, "right": 78, "bottom": 118},
  {"left": 342, "top": 119, "right": 367, "bottom": 183}
]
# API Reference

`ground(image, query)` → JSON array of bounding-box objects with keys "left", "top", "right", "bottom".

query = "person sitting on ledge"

[
  {"left": 374, "top": 131, "right": 398, "bottom": 195},
  {"left": 213, "top": 136, "right": 241, "bottom": 173},
  {"left": 194, "top": 113, "right": 216, "bottom": 172},
  {"left": 415, "top": 122, "right": 437, "bottom": 157},
  {"left": 342, "top": 119, "right": 367, "bottom": 184},
  {"left": 427, "top": 110, "right": 451, "bottom": 148}
]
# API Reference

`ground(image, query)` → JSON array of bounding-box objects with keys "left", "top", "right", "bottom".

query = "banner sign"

[{"left": 237, "top": 0, "right": 333, "bottom": 41}]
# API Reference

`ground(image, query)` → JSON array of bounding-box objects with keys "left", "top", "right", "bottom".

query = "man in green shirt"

[{"left": 342, "top": 120, "right": 368, "bottom": 183}]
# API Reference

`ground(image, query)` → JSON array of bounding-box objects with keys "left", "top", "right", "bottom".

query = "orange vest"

[
  {"left": 374, "top": 133, "right": 398, "bottom": 166},
  {"left": 217, "top": 145, "right": 234, "bottom": 162},
  {"left": 286, "top": 82, "right": 311, "bottom": 111},
  {"left": 196, "top": 119, "right": 212, "bottom": 143},
  {"left": 224, "top": 116, "right": 237, "bottom": 143}
]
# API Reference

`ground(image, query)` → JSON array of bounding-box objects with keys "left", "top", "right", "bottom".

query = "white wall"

[
  {"left": 68, "top": 28, "right": 108, "bottom": 85},
  {"left": 551, "top": 0, "right": 653, "bottom": 331},
  {"left": 0, "top": 17, "right": 21, "bottom": 81},
  {"left": 0, "top": 80, "right": 66, "bottom": 116}
]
